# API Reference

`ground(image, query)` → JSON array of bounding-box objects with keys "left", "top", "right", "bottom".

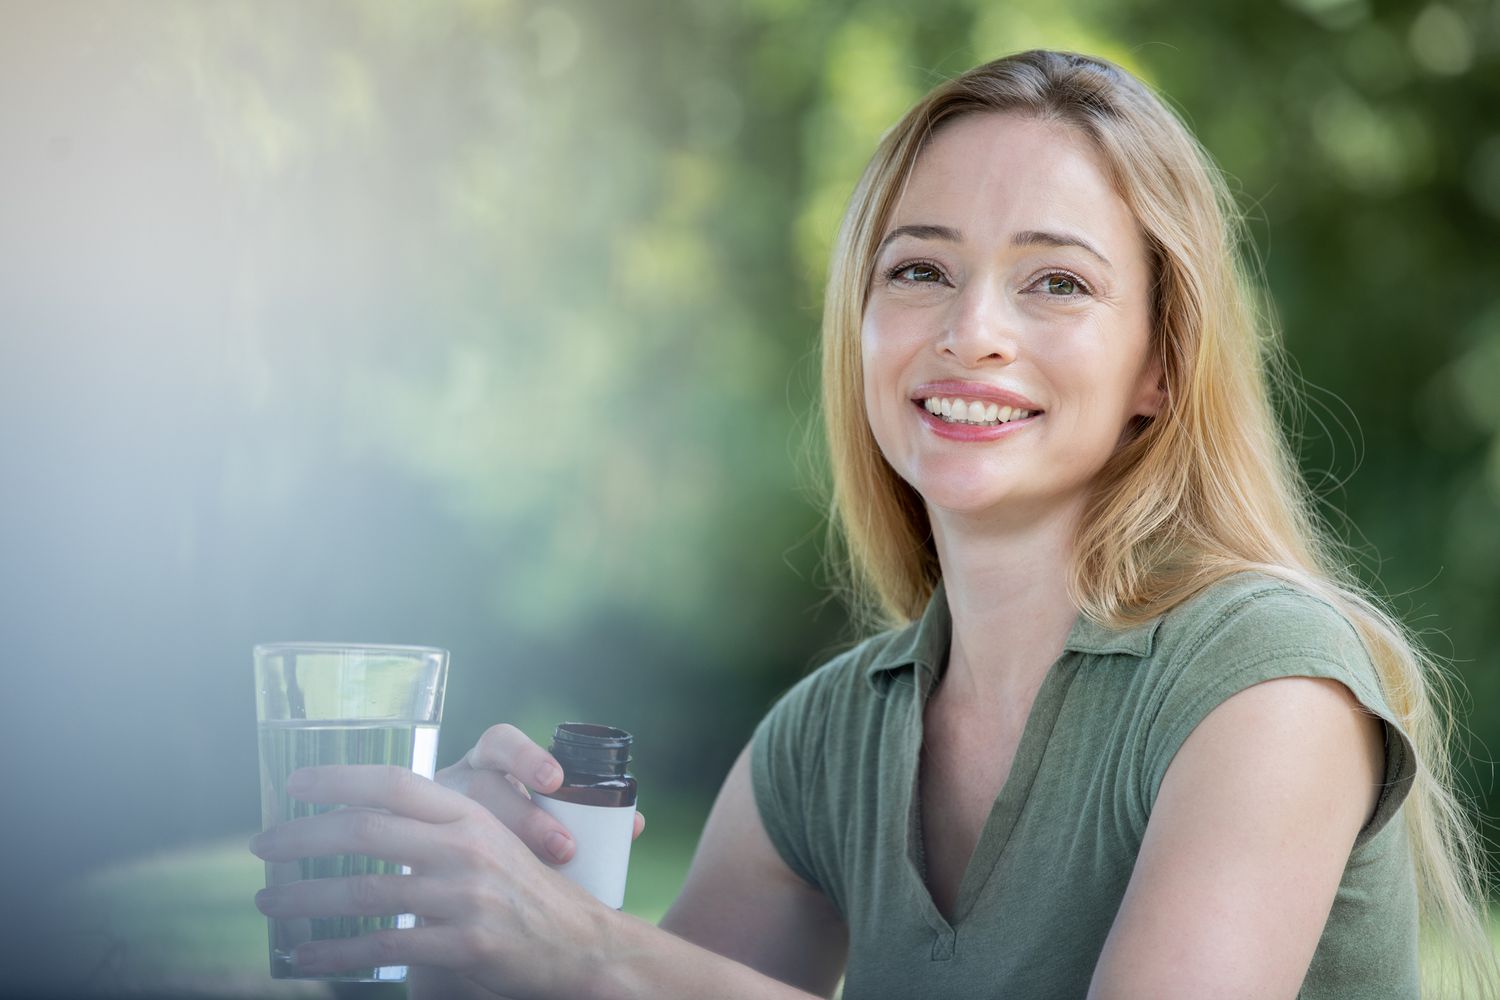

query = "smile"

[{"left": 920, "top": 396, "right": 1038, "bottom": 427}]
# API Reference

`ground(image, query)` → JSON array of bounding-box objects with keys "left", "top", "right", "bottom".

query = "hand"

[
  {"left": 249, "top": 764, "right": 611, "bottom": 998},
  {"left": 434, "top": 724, "right": 645, "bottom": 865}
]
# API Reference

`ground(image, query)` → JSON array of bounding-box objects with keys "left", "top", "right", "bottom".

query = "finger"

[
  {"left": 437, "top": 763, "right": 530, "bottom": 805},
  {"left": 291, "top": 924, "right": 474, "bottom": 978},
  {"left": 633, "top": 810, "right": 645, "bottom": 840},
  {"left": 251, "top": 807, "right": 454, "bottom": 869},
  {"left": 433, "top": 761, "right": 479, "bottom": 798},
  {"left": 463, "top": 724, "right": 563, "bottom": 794},
  {"left": 255, "top": 874, "right": 465, "bottom": 921},
  {"left": 465, "top": 769, "right": 576, "bottom": 864},
  {"left": 286, "top": 765, "right": 475, "bottom": 823}
]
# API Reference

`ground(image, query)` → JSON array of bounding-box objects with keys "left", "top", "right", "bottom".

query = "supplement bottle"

[{"left": 531, "top": 722, "right": 637, "bottom": 908}]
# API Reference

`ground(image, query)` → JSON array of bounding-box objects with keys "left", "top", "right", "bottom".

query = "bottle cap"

[{"left": 549, "top": 722, "right": 633, "bottom": 776}]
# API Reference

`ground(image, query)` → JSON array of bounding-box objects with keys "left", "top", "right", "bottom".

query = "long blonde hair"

[{"left": 819, "top": 49, "right": 1496, "bottom": 997}]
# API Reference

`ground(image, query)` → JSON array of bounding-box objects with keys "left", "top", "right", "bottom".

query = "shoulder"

[
  {"left": 748, "top": 621, "right": 917, "bottom": 906},
  {"left": 1093, "top": 661, "right": 1391, "bottom": 997},
  {"left": 751, "top": 619, "right": 917, "bottom": 761},
  {"left": 1140, "top": 569, "right": 1388, "bottom": 718},
  {"left": 1150, "top": 569, "right": 1368, "bottom": 672},
  {"left": 1086, "top": 575, "right": 1410, "bottom": 996},
  {"left": 750, "top": 613, "right": 927, "bottom": 781},
  {"left": 1134, "top": 570, "right": 1416, "bottom": 847},
  {"left": 1142, "top": 569, "right": 1383, "bottom": 724}
]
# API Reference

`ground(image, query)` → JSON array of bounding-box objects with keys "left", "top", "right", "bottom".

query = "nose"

[{"left": 937, "top": 277, "right": 1019, "bottom": 367}]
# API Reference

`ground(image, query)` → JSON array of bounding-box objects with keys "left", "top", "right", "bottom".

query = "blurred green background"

[{"left": 2, "top": 0, "right": 1497, "bottom": 994}]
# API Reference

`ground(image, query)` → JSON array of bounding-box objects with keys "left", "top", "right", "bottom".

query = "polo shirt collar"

[{"left": 863, "top": 577, "right": 1165, "bottom": 692}]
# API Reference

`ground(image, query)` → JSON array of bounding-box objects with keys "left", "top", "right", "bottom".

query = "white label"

[{"left": 530, "top": 795, "right": 636, "bottom": 909}]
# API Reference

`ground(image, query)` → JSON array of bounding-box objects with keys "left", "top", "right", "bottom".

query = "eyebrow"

[{"left": 876, "top": 224, "right": 1113, "bottom": 269}]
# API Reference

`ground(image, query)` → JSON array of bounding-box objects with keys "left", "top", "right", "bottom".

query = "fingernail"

[
  {"left": 535, "top": 763, "right": 561, "bottom": 788},
  {"left": 248, "top": 832, "right": 266, "bottom": 855},
  {"left": 294, "top": 943, "right": 323, "bottom": 970},
  {"left": 545, "top": 831, "right": 573, "bottom": 863},
  {"left": 254, "top": 888, "right": 278, "bottom": 912},
  {"left": 286, "top": 770, "right": 312, "bottom": 795}
]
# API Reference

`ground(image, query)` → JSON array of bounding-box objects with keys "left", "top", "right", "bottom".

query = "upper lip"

[{"left": 910, "top": 380, "right": 1044, "bottom": 412}]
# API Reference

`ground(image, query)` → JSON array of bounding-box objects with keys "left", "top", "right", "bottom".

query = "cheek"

[
  {"left": 1036, "top": 321, "right": 1141, "bottom": 391},
  {"left": 859, "top": 330, "right": 880, "bottom": 420},
  {"left": 859, "top": 316, "right": 899, "bottom": 402},
  {"left": 858, "top": 317, "right": 912, "bottom": 455},
  {"left": 860, "top": 305, "right": 924, "bottom": 377},
  {"left": 859, "top": 310, "right": 887, "bottom": 368}
]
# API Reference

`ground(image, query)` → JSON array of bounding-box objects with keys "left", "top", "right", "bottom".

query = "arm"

[
  {"left": 444, "top": 726, "right": 847, "bottom": 995},
  {"left": 583, "top": 741, "right": 850, "bottom": 999},
  {"left": 1086, "top": 675, "right": 1386, "bottom": 1000},
  {"left": 654, "top": 742, "right": 848, "bottom": 996},
  {"left": 444, "top": 726, "right": 846, "bottom": 996}
]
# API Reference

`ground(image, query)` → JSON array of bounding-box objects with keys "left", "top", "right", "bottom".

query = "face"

[{"left": 861, "top": 112, "right": 1163, "bottom": 527}]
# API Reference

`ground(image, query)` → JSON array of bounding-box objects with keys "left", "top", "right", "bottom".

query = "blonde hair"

[{"left": 819, "top": 49, "right": 1496, "bottom": 997}]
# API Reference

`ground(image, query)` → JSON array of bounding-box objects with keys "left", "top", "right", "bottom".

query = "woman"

[{"left": 250, "top": 50, "right": 1498, "bottom": 998}]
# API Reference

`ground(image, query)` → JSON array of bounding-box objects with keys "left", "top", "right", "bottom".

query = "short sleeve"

[
  {"left": 1142, "top": 586, "right": 1419, "bottom": 853},
  {"left": 750, "top": 664, "right": 835, "bottom": 895}
]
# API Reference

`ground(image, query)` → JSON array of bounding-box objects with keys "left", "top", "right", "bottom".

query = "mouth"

[{"left": 913, "top": 395, "right": 1043, "bottom": 428}]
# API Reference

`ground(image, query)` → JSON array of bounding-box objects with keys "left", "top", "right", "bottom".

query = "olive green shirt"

[{"left": 751, "top": 571, "right": 1420, "bottom": 999}]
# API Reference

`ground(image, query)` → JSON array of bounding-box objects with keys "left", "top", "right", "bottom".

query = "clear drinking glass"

[{"left": 254, "top": 643, "right": 448, "bottom": 982}]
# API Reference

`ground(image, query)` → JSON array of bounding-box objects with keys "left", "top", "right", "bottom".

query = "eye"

[
  {"left": 883, "top": 259, "right": 948, "bottom": 286},
  {"left": 1032, "top": 270, "right": 1092, "bottom": 297}
]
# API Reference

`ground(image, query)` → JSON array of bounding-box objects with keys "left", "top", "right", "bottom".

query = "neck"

[{"left": 928, "top": 498, "right": 1085, "bottom": 711}]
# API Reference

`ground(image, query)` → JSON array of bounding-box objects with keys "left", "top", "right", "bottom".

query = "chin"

[
  {"left": 913, "top": 478, "right": 1024, "bottom": 516},
  {"left": 910, "top": 460, "right": 1078, "bottom": 522}
]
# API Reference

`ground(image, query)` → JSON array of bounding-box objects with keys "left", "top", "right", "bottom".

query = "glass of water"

[{"left": 253, "top": 643, "right": 448, "bottom": 982}]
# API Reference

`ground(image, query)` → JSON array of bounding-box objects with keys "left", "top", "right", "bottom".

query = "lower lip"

[{"left": 914, "top": 401, "right": 1043, "bottom": 441}]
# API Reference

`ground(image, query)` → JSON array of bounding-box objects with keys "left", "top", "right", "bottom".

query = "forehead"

[{"left": 892, "top": 113, "right": 1141, "bottom": 256}]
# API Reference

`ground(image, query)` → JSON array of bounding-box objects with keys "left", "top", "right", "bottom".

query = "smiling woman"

[
  {"left": 860, "top": 114, "right": 1161, "bottom": 528},
  {"left": 810, "top": 49, "right": 1498, "bottom": 999},
  {"left": 249, "top": 50, "right": 1499, "bottom": 1000}
]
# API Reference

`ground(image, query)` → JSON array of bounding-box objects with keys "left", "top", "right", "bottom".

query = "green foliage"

[{"left": 5, "top": 0, "right": 1499, "bottom": 959}]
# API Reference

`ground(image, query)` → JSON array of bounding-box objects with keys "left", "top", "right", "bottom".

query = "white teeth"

[{"left": 919, "top": 396, "right": 1041, "bottom": 427}]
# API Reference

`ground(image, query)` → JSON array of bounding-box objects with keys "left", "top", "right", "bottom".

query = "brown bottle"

[{"left": 531, "top": 723, "right": 637, "bottom": 907}]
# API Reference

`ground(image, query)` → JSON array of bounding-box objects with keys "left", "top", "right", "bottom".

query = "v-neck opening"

[{"left": 904, "top": 649, "right": 1081, "bottom": 935}]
